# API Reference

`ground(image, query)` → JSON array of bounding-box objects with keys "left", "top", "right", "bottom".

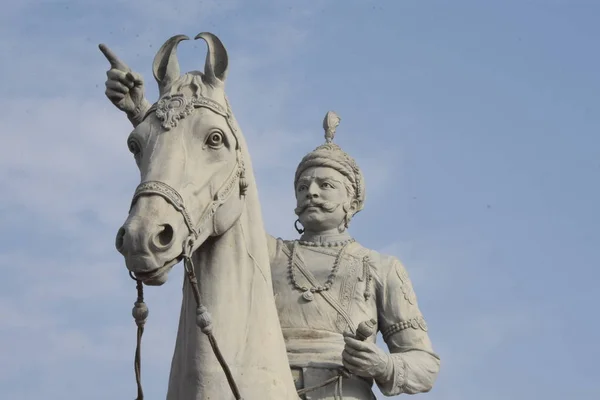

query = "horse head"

[{"left": 115, "top": 32, "right": 247, "bottom": 286}]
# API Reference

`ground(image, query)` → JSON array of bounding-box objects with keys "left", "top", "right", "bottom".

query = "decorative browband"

[{"left": 143, "top": 93, "right": 229, "bottom": 130}]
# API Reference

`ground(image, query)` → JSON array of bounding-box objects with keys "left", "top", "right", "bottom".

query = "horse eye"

[{"left": 207, "top": 131, "right": 224, "bottom": 148}]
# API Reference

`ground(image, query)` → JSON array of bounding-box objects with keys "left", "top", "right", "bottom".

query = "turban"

[{"left": 294, "top": 111, "right": 365, "bottom": 215}]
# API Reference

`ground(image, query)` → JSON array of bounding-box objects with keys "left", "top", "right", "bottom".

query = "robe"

[{"left": 267, "top": 233, "right": 440, "bottom": 399}]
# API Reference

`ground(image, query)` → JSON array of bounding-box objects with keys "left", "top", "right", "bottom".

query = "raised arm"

[{"left": 99, "top": 44, "right": 152, "bottom": 127}]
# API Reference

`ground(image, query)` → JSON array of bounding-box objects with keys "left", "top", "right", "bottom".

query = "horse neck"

[
  {"left": 169, "top": 115, "right": 298, "bottom": 397},
  {"left": 176, "top": 214, "right": 296, "bottom": 396},
  {"left": 194, "top": 216, "right": 269, "bottom": 315},
  {"left": 191, "top": 200, "right": 282, "bottom": 363}
]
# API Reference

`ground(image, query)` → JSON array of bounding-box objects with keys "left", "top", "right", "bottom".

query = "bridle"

[{"left": 127, "top": 92, "right": 247, "bottom": 400}]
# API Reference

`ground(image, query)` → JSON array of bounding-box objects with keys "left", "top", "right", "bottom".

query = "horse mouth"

[{"left": 132, "top": 255, "right": 183, "bottom": 281}]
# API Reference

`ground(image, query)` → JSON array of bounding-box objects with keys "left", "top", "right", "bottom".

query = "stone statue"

[
  {"left": 100, "top": 33, "right": 298, "bottom": 399},
  {"left": 266, "top": 112, "right": 440, "bottom": 398},
  {"left": 101, "top": 31, "right": 440, "bottom": 400}
]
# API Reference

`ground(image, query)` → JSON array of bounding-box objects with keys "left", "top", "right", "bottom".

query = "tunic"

[{"left": 267, "top": 233, "right": 440, "bottom": 399}]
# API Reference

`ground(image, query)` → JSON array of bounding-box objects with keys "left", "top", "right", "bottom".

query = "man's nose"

[{"left": 305, "top": 183, "right": 319, "bottom": 199}]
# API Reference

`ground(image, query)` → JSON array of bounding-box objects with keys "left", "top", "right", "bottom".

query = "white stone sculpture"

[
  {"left": 100, "top": 31, "right": 440, "bottom": 400},
  {"left": 266, "top": 113, "right": 440, "bottom": 398}
]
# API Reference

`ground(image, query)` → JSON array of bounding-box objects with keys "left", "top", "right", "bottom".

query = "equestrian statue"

[{"left": 100, "top": 31, "right": 440, "bottom": 400}]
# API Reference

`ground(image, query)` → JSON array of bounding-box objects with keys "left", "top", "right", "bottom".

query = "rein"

[{"left": 126, "top": 93, "right": 246, "bottom": 400}]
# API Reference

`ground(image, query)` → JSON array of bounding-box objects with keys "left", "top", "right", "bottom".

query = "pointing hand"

[{"left": 99, "top": 44, "right": 147, "bottom": 118}]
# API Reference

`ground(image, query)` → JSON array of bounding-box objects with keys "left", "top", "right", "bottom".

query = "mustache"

[{"left": 294, "top": 200, "right": 340, "bottom": 215}]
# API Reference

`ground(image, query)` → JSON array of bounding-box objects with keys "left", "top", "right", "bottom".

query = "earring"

[
  {"left": 294, "top": 219, "right": 305, "bottom": 234},
  {"left": 339, "top": 203, "right": 353, "bottom": 231}
]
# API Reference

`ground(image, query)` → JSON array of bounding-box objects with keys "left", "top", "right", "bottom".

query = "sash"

[{"left": 281, "top": 242, "right": 357, "bottom": 335}]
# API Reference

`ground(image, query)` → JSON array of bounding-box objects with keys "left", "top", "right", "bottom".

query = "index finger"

[{"left": 98, "top": 43, "right": 131, "bottom": 72}]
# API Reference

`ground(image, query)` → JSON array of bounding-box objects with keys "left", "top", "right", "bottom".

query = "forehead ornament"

[{"left": 145, "top": 93, "right": 230, "bottom": 130}]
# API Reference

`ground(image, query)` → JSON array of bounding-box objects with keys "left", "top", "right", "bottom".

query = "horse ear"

[
  {"left": 152, "top": 35, "right": 189, "bottom": 93},
  {"left": 194, "top": 32, "right": 229, "bottom": 85}
]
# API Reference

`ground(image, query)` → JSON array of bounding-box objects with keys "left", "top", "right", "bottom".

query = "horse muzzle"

[{"left": 116, "top": 197, "right": 188, "bottom": 283}]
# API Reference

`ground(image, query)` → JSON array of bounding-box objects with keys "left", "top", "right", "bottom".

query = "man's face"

[{"left": 295, "top": 166, "right": 353, "bottom": 232}]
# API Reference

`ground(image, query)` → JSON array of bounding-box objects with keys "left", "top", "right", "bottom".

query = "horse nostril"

[
  {"left": 152, "top": 224, "right": 174, "bottom": 250},
  {"left": 116, "top": 226, "right": 126, "bottom": 252}
]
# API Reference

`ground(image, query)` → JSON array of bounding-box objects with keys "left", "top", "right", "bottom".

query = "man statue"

[
  {"left": 266, "top": 112, "right": 440, "bottom": 398},
  {"left": 101, "top": 47, "right": 440, "bottom": 399}
]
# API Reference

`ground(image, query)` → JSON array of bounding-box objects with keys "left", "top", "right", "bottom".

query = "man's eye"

[
  {"left": 321, "top": 182, "right": 333, "bottom": 189},
  {"left": 298, "top": 185, "right": 307, "bottom": 192}
]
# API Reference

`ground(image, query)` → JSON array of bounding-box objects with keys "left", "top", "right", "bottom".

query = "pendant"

[{"left": 302, "top": 290, "right": 315, "bottom": 301}]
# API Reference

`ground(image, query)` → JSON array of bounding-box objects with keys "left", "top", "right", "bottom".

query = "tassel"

[
  {"left": 239, "top": 167, "right": 248, "bottom": 196},
  {"left": 362, "top": 256, "right": 372, "bottom": 300}
]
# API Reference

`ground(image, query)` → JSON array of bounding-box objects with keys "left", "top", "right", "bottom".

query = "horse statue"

[{"left": 104, "top": 32, "right": 298, "bottom": 399}]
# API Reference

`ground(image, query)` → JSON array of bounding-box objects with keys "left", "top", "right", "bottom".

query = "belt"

[{"left": 292, "top": 367, "right": 346, "bottom": 399}]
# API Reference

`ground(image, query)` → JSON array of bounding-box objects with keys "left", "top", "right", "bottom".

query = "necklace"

[
  {"left": 298, "top": 238, "right": 354, "bottom": 247},
  {"left": 288, "top": 239, "right": 354, "bottom": 301}
]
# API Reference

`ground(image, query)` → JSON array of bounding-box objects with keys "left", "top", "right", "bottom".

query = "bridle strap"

[
  {"left": 131, "top": 181, "right": 198, "bottom": 238},
  {"left": 129, "top": 154, "right": 242, "bottom": 242}
]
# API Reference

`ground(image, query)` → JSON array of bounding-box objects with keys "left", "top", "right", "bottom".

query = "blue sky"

[{"left": 1, "top": 1, "right": 599, "bottom": 399}]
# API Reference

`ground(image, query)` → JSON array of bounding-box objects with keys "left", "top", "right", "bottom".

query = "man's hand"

[
  {"left": 342, "top": 336, "right": 392, "bottom": 380},
  {"left": 99, "top": 44, "right": 148, "bottom": 118}
]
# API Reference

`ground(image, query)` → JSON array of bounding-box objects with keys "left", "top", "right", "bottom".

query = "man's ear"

[
  {"left": 349, "top": 199, "right": 360, "bottom": 215},
  {"left": 339, "top": 199, "right": 358, "bottom": 232}
]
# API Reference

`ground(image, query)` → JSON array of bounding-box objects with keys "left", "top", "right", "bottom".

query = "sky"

[{"left": 1, "top": 0, "right": 599, "bottom": 399}]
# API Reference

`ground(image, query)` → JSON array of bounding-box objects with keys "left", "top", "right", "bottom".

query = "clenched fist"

[
  {"left": 342, "top": 336, "right": 392, "bottom": 380},
  {"left": 99, "top": 44, "right": 150, "bottom": 125}
]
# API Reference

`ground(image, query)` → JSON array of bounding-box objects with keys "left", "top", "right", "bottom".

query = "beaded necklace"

[
  {"left": 288, "top": 238, "right": 355, "bottom": 301},
  {"left": 298, "top": 238, "right": 354, "bottom": 247}
]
